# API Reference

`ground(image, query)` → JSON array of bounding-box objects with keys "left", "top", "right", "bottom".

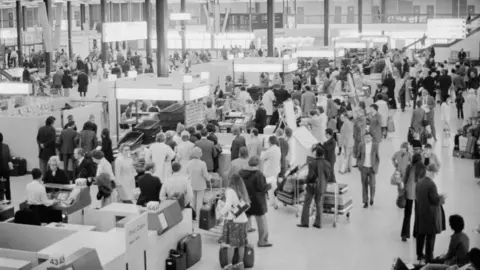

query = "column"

[
  {"left": 16, "top": 0, "right": 23, "bottom": 66},
  {"left": 67, "top": 1, "right": 73, "bottom": 59},
  {"left": 156, "top": 0, "right": 169, "bottom": 77},
  {"left": 144, "top": 0, "right": 152, "bottom": 59},
  {"left": 324, "top": 0, "right": 329, "bottom": 46},
  {"left": 100, "top": 0, "right": 107, "bottom": 64},
  {"left": 180, "top": 0, "right": 186, "bottom": 56},
  {"left": 267, "top": 0, "right": 274, "bottom": 57},
  {"left": 381, "top": 0, "right": 386, "bottom": 23},
  {"left": 22, "top": 6, "right": 26, "bottom": 31},
  {"left": 80, "top": 4, "right": 86, "bottom": 30},
  {"left": 358, "top": 0, "right": 362, "bottom": 33},
  {"left": 44, "top": 0, "right": 51, "bottom": 75}
]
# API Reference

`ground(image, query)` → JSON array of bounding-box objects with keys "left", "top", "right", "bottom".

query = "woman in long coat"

[
  {"left": 368, "top": 104, "right": 383, "bottom": 143},
  {"left": 146, "top": 133, "right": 176, "bottom": 183},
  {"left": 114, "top": 144, "right": 137, "bottom": 202}
]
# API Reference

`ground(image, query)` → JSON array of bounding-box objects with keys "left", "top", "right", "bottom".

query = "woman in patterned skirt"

[{"left": 220, "top": 173, "right": 251, "bottom": 270}]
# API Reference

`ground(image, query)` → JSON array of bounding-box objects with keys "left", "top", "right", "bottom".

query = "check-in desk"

[
  {"left": 43, "top": 184, "right": 91, "bottom": 223},
  {"left": 0, "top": 257, "right": 32, "bottom": 270},
  {"left": 0, "top": 223, "right": 77, "bottom": 268},
  {"left": 31, "top": 248, "right": 103, "bottom": 270}
]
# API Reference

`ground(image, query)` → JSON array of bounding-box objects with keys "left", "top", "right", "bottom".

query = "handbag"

[
  {"left": 390, "top": 171, "right": 402, "bottom": 186},
  {"left": 396, "top": 193, "right": 406, "bottom": 209}
]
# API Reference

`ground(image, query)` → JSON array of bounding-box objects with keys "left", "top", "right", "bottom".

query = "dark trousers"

[
  {"left": 360, "top": 167, "right": 376, "bottom": 204},
  {"left": 0, "top": 176, "right": 11, "bottom": 201},
  {"left": 61, "top": 153, "right": 74, "bottom": 181},
  {"left": 416, "top": 233, "right": 436, "bottom": 262},
  {"left": 457, "top": 106, "right": 464, "bottom": 119},
  {"left": 401, "top": 199, "right": 414, "bottom": 238},
  {"left": 300, "top": 190, "right": 324, "bottom": 227}
]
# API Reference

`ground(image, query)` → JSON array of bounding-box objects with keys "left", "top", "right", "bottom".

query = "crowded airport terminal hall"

[{"left": 1, "top": 0, "right": 480, "bottom": 269}]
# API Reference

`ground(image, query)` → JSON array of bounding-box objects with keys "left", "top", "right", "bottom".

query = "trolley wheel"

[
  {"left": 283, "top": 203, "right": 287, "bottom": 207},
  {"left": 346, "top": 212, "right": 350, "bottom": 219},
  {"left": 333, "top": 222, "right": 337, "bottom": 228},
  {"left": 273, "top": 205, "right": 279, "bottom": 210},
  {"left": 295, "top": 212, "right": 299, "bottom": 218}
]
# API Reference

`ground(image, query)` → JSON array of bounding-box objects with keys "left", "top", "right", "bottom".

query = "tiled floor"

[{"left": 8, "top": 104, "right": 480, "bottom": 270}]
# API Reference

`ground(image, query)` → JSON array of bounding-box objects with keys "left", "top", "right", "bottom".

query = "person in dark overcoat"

[
  {"left": 36, "top": 116, "right": 57, "bottom": 173},
  {"left": 77, "top": 69, "right": 89, "bottom": 97}
]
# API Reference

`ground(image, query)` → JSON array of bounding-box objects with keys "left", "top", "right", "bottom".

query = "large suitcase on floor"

[
  {"left": 475, "top": 160, "right": 480, "bottom": 178},
  {"left": 10, "top": 157, "right": 27, "bottom": 176},
  {"left": 166, "top": 249, "right": 187, "bottom": 270},
  {"left": 219, "top": 244, "right": 255, "bottom": 268},
  {"left": 199, "top": 201, "right": 217, "bottom": 231},
  {"left": 177, "top": 233, "right": 202, "bottom": 268}
]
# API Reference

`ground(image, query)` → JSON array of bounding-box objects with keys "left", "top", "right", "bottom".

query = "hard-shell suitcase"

[
  {"left": 219, "top": 244, "right": 255, "bottom": 268},
  {"left": 475, "top": 160, "right": 480, "bottom": 178},
  {"left": 10, "top": 157, "right": 27, "bottom": 176},
  {"left": 177, "top": 233, "right": 202, "bottom": 268},
  {"left": 166, "top": 249, "right": 187, "bottom": 270},
  {"left": 199, "top": 202, "right": 217, "bottom": 231}
]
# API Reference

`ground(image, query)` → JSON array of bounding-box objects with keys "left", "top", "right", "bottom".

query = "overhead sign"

[
  {"left": 427, "top": 18, "right": 466, "bottom": 39},
  {"left": 102, "top": 21, "right": 147, "bottom": 42},
  {"left": 125, "top": 213, "right": 148, "bottom": 270}
]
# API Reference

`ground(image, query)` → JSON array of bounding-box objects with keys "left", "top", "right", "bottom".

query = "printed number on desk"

[{"left": 48, "top": 254, "right": 66, "bottom": 268}]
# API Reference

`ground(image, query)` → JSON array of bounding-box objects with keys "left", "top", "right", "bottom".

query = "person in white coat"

[
  {"left": 260, "top": 135, "right": 282, "bottom": 208},
  {"left": 441, "top": 95, "right": 452, "bottom": 147},
  {"left": 114, "top": 144, "right": 137, "bottom": 202},
  {"left": 146, "top": 133, "right": 176, "bottom": 183},
  {"left": 175, "top": 131, "right": 195, "bottom": 174},
  {"left": 375, "top": 94, "right": 389, "bottom": 138}
]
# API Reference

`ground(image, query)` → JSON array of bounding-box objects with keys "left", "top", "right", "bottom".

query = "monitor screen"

[{"left": 56, "top": 191, "right": 70, "bottom": 201}]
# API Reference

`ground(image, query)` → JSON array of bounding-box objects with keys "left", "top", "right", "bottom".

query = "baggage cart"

[
  {"left": 196, "top": 175, "right": 225, "bottom": 239},
  {"left": 273, "top": 164, "right": 308, "bottom": 217},
  {"left": 309, "top": 183, "right": 352, "bottom": 228}
]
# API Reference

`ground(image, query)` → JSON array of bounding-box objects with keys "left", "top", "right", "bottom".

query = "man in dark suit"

[
  {"left": 382, "top": 73, "right": 396, "bottom": 109},
  {"left": 59, "top": 122, "right": 78, "bottom": 180},
  {"left": 254, "top": 102, "right": 267, "bottom": 134},
  {"left": 438, "top": 69, "right": 452, "bottom": 102},
  {"left": 416, "top": 164, "right": 445, "bottom": 263},
  {"left": 0, "top": 133, "right": 13, "bottom": 203},
  {"left": 297, "top": 147, "right": 332, "bottom": 229},
  {"left": 323, "top": 128, "right": 336, "bottom": 169},
  {"left": 326, "top": 94, "right": 338, "bottom": 120},
  {"left": 230, "top": 127, "right": 246, "bottom": 160},
  {"left": 77, "top": 69, "right": 89, "bottom": 97},
  {"left": 411, "top": 100, "right": 426, "bottom": 135},
  {"left": 36, "top": 116, "right": 57, "bottom": 174},
  {"left": 73, "top": 148, "right": 95, "bottom": 185},
  {"left": 195, "top": 129, "right": 217, "bottom": 172},
  {"left": 422, "top": 71, "right": 436, "bottom": 98},
  {"left": 356, "top": 132, "right": 380, "bottom": 208},
  {"left": 136, "top": 163, "right": 162, "bottom": 206}
]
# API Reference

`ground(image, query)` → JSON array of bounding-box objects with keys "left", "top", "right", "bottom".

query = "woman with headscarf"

[{"left": 186, "top": 147, "right": 212, "bottom": 216}]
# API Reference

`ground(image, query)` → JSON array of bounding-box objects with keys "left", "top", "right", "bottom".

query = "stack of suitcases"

[
  {"left": 323, "top": 183, "right": 353, "bottom": 227},
  {"left": 455, "top": 135, "right": 476, "bottom": 159}
]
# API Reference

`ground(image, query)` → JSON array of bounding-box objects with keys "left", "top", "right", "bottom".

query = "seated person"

[
  {"left": 26, "top": 168, "right": 62, "bottom": 223},
  {"left": 96, "top": 173, "right": 117, "bottom": 209},
  {"left": 421, "top": 215, "right": 470, "bottom": 270},
  {"left": 43, "top": 156, "right": 69, "bottom": 185},
  {"left": 136, "top": 163, "right": 162, "bottom": 207},
  {"left": 159, "top": 162, "right": 193, "bottom": 208}
]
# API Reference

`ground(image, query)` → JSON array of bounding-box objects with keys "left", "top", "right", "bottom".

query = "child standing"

[{"left": 455, "top": 90, "right": 465, "bottom": 119}]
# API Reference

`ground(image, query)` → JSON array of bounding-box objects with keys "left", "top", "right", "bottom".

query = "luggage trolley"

[
  {"left": 196, "top": 173, "right": 225, "bottom": 239},
  {"left": 273, "top": 164, "right": 308, "bottom": 217},
  {"left": 310, "top": 183, "right": 353, "bottom": 228}
]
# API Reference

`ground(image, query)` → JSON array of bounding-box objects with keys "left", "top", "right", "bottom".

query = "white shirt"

[
  {"left": 96, "top": 158, "right": 115, "bottom": 181},
  {"left": 159, "top": 173, "right": 194, "bottom": 205},
  {"left": 260, "top": 145, "right": 281, "bottom": 178},
  {"left": 220, "top": 188, "right": 248, "bottom": 223},
  {"left": 261, "top": 90, "right": 275, "bottom": 115},
  {"left": 364, "top": 142, "right": 372, "bottom": 168},
  {"left": 26, "top": 181, "right": 54, "bottom": 206},
  {"left": 236, "top": 91, "right": 252, "bottom": 107}
]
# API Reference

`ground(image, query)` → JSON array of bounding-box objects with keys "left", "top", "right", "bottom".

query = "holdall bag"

[
  {"left": 219, "top": 244, "right": 255, "bottom": 268},
  {"left": 177, "top": 233, "right": 202, "bottom": 268},
  {"left": 475, "top": 160, "right": 480, "bottom": 178},
  {"left": 166, "top": 249, "right": 187, "bottom": 270},
  {"left": 10, "top": 157, "right": 27, "bottom": 177}
]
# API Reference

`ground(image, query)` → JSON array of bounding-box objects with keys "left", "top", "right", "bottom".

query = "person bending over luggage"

[
  {"left": 219, "top": 173, "right": 251, "bottom": 270},
  {"left": 136, "top": 163, "right": 162, "bottom": 207},
  {"left": 26, "top": 168, "right": 62, "bottom": 223},
  {"left": 159, "top": 162, "right": 193, "bottom": 207},
  {"left": 420, "top": 215, "right": 470, "bottom": 270}
]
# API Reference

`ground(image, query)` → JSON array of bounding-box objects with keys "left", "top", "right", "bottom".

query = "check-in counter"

[
  {"left": 0, "top": 223, "right": 77, "bottom": 268},
  {"left": 43, "top": 184, "right": 92, "bottom": 223},
  {"left": 31, "top": 248, "right": 103, "bottom": 270},
  {"left": 0, "top": 257, "right": 32, "bottom": 270}
]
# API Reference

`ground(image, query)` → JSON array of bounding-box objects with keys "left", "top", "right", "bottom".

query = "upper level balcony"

[{"left": 297, "top": 13, "right": 472, "bottom": 25}]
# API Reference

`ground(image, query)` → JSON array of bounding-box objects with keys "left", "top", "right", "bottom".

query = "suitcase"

[
  {"left": 0, "top": 205, "right": 14, "bottom": 222},
  {"left": 10, "top": 157, "right": 27, "bottom": 176},
  {"left": 323, "top": 193, "right": 352, "bottom": 206},
  {"left": 326, "top": 183, "right": 348, "bottom": 194},
  {"left": 199, "top": 201, "right": 217, "bottom": 231},
  {"left": 219, "top": 244, "right": 255, "bottom": 268},
  {"left": 14, "top": 209, "right": 41, "bottom": 225},
  {"left": 475, "top": 160, "right": 480, "bottom": 178},
  {"left": 466, "top": 136, "right": 476, "bottom": 154},
  {"left": 166, "top": 249, "right": 187, "bottom": 270},
  {"left": 177, "top": 233, "right": 202, "bottom": 268}
]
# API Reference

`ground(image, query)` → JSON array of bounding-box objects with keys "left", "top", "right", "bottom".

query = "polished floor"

[{"left": 8, "top": 102, "right": 480, "bottom": 270}]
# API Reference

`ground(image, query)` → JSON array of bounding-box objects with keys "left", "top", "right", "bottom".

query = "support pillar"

[
  {"left": 80, "top": 4, "right": 86, "bottom": 30},
  {"left": 324, "top": 0, "right": 329, "bottom": 46},
  {"left": 156, "top": 0, "right": 169, "bottom": 77},
  {"left": 44, "top": 0, "right": 51, "bottom": 75},
  {"left": 180, "top": 0, "right": 186, "bottom": 56},
  {"left": 15, "top": 0, "right": 23, "bottom": 66},
  {"left": 144, "top": 0, "right": 152, "bottom": 60},
  {"left": 22, "top": 6, "right": 26, "bottom": 31},
  {"left": 267, "top": 0, "right": 274, "bottom": 57},
  {"left": 358, "top": 0, "right": 362, "bottom": 34},
  {"left": 381, "top": 0, "right": 386, "bottom": 23},
  {"left": 100, "top": 0, "right": 107, "bottom": 64},
  {"left": 67, "top": 1, "right": 73, "bottom": 59}
]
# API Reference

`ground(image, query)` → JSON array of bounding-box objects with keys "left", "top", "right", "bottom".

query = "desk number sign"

[{"left": 47, "top": 254, "right": 66, "bottom": 268}]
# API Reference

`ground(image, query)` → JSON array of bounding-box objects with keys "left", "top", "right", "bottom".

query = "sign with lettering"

[
  {"left": 427, "top": 18, "right": 466, "bottom": 39},
  {"left": 47, "top": 254, "right": 66, "bottom": 268},
  {"left": 125, "top": 213, "right": 148, "bottom": 270},
  {"left": 386, "top": 15, "right": 427, "bottom": 24}
]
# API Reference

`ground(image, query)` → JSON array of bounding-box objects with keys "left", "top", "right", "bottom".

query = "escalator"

[{"left": 402, "top": 15, "right": 480, "bottom": 52}]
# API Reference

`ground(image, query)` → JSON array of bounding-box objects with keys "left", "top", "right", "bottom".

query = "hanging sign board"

[
  {"left": 427, "top": 19, "right": 466, "bottom": 39},
  {"left": 102, "top": 22, "right": 147, "bottom": 42}
]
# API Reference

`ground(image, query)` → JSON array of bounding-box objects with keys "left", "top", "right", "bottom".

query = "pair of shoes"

[
  {"left": 352, "top": 165, "right": 358, "bottom": 168},
  {"left": 370, "top": 200, "right": 374, "bottom": 206},
  {"left": 313, "top": 224, "right": 321, "bottom": 229},
  {"left": 297, "top": 224, "right": 309, "bottom": 228},
  {"left": 247, "top": 228, "right": 256, "bottom": 233},
  {"left": 223, "top": 264, "right": 233, "bottom": 270},
  {"left": 363, "top": 203, "right": 368, "bottom": 208},
  {"left": 257, "top": 243, "right": 273, "bottom": 248},
  {"left": 233, "top": 262, "right": 245, "bottom": 270},
  {"left": 401, "top": 236, "right": 407, "bottom": 242}
]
